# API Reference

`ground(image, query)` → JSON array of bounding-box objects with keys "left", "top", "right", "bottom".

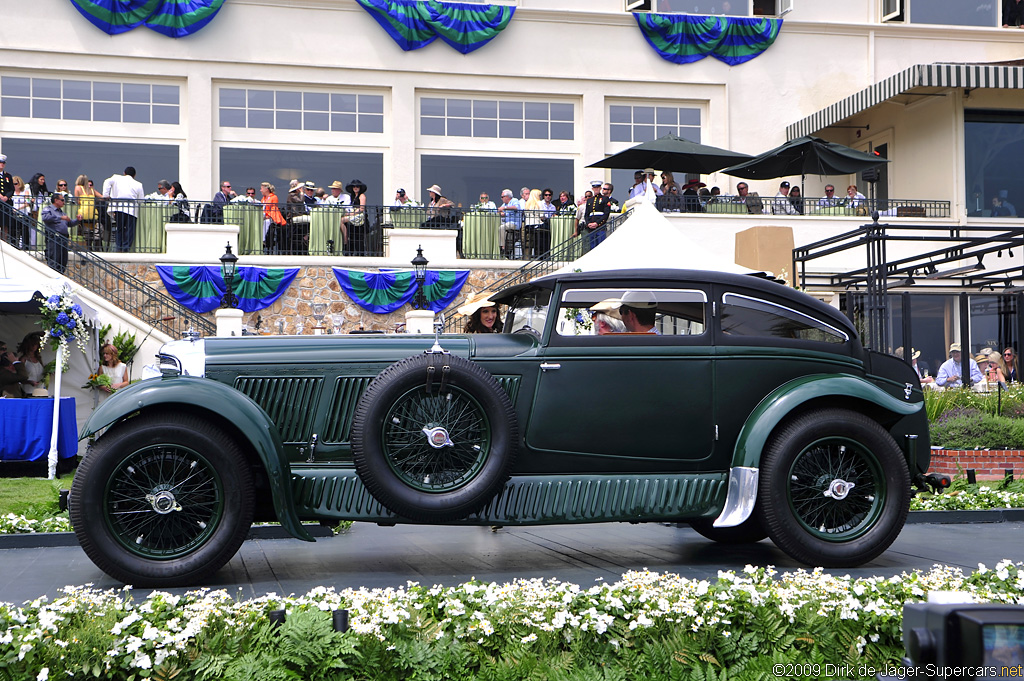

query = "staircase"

[
  {"left": 1, "top": 204, "right": 215, "bottom": 338},
  {"left": 443, "top": 209, "right": 633, "bottom": 332}
]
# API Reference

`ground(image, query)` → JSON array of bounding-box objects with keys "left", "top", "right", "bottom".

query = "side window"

[
  {"left": 720, "top": 293, "right": 848, "bottom": 344},
  {"left": 555, "top": 287, "right": 706, "bottom": 337}
]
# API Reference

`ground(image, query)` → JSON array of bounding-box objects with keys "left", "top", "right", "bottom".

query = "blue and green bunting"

[
  {"left": 334, "top": 268, "right": 469, "bottom": 314},
  {"left": 156, "top": 266, "right": 299, "bottom": 313},
  {"left": 634, "top": 14, "right": 782, "bottom": 66},
  {"left": 68, "top": 0, "right": 226, "bottom": 37},
  {"left": 354, "top": 0, "right": 515, "bottom": 54}
]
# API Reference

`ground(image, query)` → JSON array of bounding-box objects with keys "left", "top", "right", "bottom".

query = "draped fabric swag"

[
  {"left": 354, "top": 0, "right": 515, "bottom": 54},
  {"left": 68, "top": 0, "right": 226, "bottom": 38},
  {"left": 156, "top": 266, "right": 299, "bottom": 313},
  {"left": 633, "top": 14, "right": 782, "bottom": 66},
  {"left": 333, "top": 268, "right": 469, "bottom": 314}
]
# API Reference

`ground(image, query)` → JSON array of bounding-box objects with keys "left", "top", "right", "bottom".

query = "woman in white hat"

[{"left": 460, "top": 294, "right": 503, "bottom": 333}]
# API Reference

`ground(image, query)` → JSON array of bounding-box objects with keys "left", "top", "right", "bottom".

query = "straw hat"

[
  {"left": 426, "top": 184, "right": 443, "bottom": 196},
  {"left": 911, "top": 348, "right": 921, "bottom": 360},
  {"left": 590, "top": 298, "right": 622, "bottom": 319},
  {"left": 457, "top": 292, "right": 498, "bottom": 317},
  {"left": 289, "top": 179, "right": 302, "bottom": 192},
  {"left": 328, "top": 180, "right": 344, "bottom": 189}
]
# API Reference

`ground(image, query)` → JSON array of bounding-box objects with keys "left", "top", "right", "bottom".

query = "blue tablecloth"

[{"left": 0, "top": 397, "right": 78, "bottom": 461}]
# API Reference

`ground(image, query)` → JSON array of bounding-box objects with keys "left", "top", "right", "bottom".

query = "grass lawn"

[{"left": 0, "top": 473, "right": 73, "bottom": 519}]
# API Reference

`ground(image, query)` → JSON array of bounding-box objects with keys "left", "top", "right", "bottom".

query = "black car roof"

[{"left": 491, "top": 268, "right": 857, "bottom": 338}]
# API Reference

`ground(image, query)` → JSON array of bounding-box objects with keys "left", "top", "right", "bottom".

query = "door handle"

[{"left": 540, "top": 363, "right": 561, "bottom": 372}]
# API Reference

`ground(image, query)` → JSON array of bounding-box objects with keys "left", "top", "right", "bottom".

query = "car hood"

[{"left": 196, "top": 333, "right": 537, "bottom": 370}]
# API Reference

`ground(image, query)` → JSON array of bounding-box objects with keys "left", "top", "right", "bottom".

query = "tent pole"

[{"left": 48, "top": 345, "right": 64, "bottom": 480}]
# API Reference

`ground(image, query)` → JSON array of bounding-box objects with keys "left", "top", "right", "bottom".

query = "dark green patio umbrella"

[
  {"left": 586, "top": 133, "right": 753, "bottom": 174},
  {"left": 722, "top": 135, "right": 889, "bottom": 188}
]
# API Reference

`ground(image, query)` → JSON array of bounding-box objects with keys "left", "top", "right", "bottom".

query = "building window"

[
  {"left": 965, "top": 110, "right": 1024, "bottom": 218},
  {"left": 420, "top": 154, "right": 574, "bottom": 207},
  {"left": 218, "top": 88, "right": 384, "bottom": 133},
  {"left": 609, "top": 104, "right": 701, "bottom": 144},
  {"left": 881, "top": 0, "right": 997, "bottom": 26},
  {"left": 219, "top": 148, "right": 383, "bottom": 206},
  {"left": 420, "top": 97, "right": 574, "bottom": 140},
  {"left": 0, "top": 137, "right": 178, "bottom": 195},
  {"left": 1, "top": 77, "right": 179, "bottom": 124},
  {"left": 642, "top": 1, "right": 790, "bottom": 15}
]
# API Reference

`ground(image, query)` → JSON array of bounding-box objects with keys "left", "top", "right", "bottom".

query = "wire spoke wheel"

[
  {"left": 760, "top": 408, "right": 910, "bottom": 567},
  {"left": 787, "top": 436, "right": 883, "bottom": 541},
  {"left": 352, "top": 354, "right": 518, "bottom": 521},
  {"left": 105, "top": 445, "right": 224, "bottom": 559},
  {"left": 383, "top": 385, "right": 491, "bottom": 492},
  {"left": 71, "top": 413, "right": 254, "bottom": 587}
]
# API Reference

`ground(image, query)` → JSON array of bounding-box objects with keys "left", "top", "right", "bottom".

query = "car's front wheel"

[
  {"left": 70, "top": 413, "right": 254, "bottom": 587},
  {"left": 759, "top": 408, "right": 910, "bottom": 567}
]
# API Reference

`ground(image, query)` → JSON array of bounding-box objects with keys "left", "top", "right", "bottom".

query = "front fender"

[
  {"left": 731, "top": 373, "right": 923, "bottom": 470},
  {"left": 80, "top": 376, "right": 313, "bottom": 542}
]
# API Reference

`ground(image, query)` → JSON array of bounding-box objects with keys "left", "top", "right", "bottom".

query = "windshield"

[{"left": 505, "top": 288, "right": 551, "bottom": 338}]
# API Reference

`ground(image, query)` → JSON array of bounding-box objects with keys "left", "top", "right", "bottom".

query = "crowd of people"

[{"left": 914, "top": 343, "right": 1019, "bottom": 390}]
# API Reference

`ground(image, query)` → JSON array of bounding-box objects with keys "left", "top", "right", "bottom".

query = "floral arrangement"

[
  {"left": 0, "top": 513, "right": 72, "bottom": 534},
  {"left": 82, "top": 373, "right": 112, "bottom": 391},
  {"left": 38, "top": 282, "right": 88, "bottom": 368},
  {"left": 1, "top": 563, "right": 1022, "bottom": 680},
  {"left": 911, "top": 484, "right": 1024, "bottom": 511}
]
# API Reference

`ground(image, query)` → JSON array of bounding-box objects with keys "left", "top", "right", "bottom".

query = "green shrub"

[{"left": 929, "top": 411, "right": 1024, "bottom": 449}]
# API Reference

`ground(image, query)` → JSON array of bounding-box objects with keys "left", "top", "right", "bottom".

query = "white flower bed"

[{"left": 2, "top": 563, "right": 1022, "bottom": 679}]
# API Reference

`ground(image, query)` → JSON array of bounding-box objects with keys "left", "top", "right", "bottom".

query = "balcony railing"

[
  {"left": 5, "top": 195, "right": 953, "bottom": 262},
  {"left": 682, "top": 195, "right": 951, "bottom": 218},
  {"left": 0, "top": 202, "right": 215, "bottom": 338}
]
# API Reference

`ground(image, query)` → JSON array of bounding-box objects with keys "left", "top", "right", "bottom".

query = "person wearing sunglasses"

[{"left": 1003, "top": 347, "right": 1018, "bottom": 382}]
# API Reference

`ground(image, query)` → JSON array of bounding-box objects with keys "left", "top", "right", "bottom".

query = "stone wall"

[{"left": 113, "top": 263, "right": 510, "bottom": 335}]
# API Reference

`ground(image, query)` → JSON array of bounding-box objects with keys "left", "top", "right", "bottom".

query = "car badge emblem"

[
  {"left": 422, "top": 425, "right": 453, "bottom": 449},
  {"left": 823, "top": 478, "right": 855, "bottom": 500},
  {"left": 904, "top": 382, "right": 913, "bottom": 399}
]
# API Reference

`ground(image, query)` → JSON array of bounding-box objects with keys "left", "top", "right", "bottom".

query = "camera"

[{"left": 900, "top": 602, "right": 1024, "bottom": 679}]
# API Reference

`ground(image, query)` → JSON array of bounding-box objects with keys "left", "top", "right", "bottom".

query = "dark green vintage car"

[{"left": 71, "top": 269, "right": 930, "bottom": 586}]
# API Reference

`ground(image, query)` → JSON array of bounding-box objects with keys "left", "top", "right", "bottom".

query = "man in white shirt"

[
  {"left": 773, "top": 181, "right": 798, "bottom": 215},
  {"left": 391, "top": 188, "right": 417, "bottom": 208},
  {"left": 145, "top": 180, "right": 171, "bottom": 201},
  {"left": 935, "top": 342, "right": 983, "bottom": 388},
  {"left": 818, "top": 184, "right": 839, "bottom": 207},
  {"left": 324, "top": 181, "right": 352, "bottom": 206},
  {"left": 103, "top": 166, "right": 145, "bottom": 252}
]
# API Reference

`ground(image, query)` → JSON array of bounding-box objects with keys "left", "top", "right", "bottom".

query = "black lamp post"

[
  {"left": 220, "top": 242, "right": 239, "bottom": 309},
  {"left": 412, "top": 245, "right": 429, "bottom": 309}
]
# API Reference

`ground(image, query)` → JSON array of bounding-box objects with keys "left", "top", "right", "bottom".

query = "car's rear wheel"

[
  {"left": 689, "top": 515, "right": 768, "bottom": 544},
  {"left": 760, "top": 408, "right": 910, "bottom": 567},
  {"left": 70, "top": 413, "right": 254, "bottom": 587},
  {"left": 351, "top": 353, "right": 518, "bottom": 521}
]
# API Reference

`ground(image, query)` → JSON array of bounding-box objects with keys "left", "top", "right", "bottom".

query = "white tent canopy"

[
  {"left": 554, "top": 201, "right": 760, "bottom": 276},
  {"left": 0, "top": 278, "right": 101, "bottom": 474}
]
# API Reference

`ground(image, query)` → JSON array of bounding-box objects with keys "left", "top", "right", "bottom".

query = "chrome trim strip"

[{"left": 713, "top": 466, "right": 759, "bottom": 527}]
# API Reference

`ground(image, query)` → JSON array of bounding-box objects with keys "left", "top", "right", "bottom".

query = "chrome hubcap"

[
  {"left": 422, "top": 425, "right": 453, "bottom": 449},
  {"left": 146, "top": 489, "right": 182, "bottom": 515},
  {"left": 823, "top": 478, "right": 855, "bottom": 500}
]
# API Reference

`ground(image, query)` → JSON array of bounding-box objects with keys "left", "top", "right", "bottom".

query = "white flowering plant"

[
  {"left": 38, "top": 282, "right": 89, "bottom": 368},
  {"left": 1, "top": 563, "right": 1022, "bottom": 680}
]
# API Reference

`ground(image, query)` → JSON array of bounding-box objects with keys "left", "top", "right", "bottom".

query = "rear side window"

[
  {"left": 556, "top": 287, "right": 706, "bottom": 337},
  {"left": 720, "top": 293, "right": 848, "bottom": 344}
]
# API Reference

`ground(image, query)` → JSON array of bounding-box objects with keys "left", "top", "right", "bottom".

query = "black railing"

[
  {"left": 694, "top": 195, "right": 951, "bottom": 218},
  {"left": 0, "top": 202, "right": 215, "bottom": 338},
  {"left": 442, "top": 210, "right": 633, "bottom": 332}
]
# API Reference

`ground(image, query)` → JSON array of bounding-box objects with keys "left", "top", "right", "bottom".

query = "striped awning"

[{"left": 787, "top": 62, "right": 1024, "bottom": 140}]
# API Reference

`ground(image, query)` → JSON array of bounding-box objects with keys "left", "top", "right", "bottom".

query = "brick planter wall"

[{"left": 928, "top": 449, "right": 1022, "bottom": 480}]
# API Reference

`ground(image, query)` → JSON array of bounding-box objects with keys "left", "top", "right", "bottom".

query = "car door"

[{"left": 524, "top": 283, "right": 715, "bottom": 472}]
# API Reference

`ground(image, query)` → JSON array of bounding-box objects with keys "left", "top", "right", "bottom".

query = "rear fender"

[
  {"left": 732, "top": 374, "right": 923, "bottom": 470},
  {"left": 80, "top": 376, "right": 312, "bottom": 542}
]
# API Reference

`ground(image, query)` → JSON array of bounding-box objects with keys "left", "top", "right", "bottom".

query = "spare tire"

[{"left": 351, "top": 353, "right": 518, "bottom": 521}]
